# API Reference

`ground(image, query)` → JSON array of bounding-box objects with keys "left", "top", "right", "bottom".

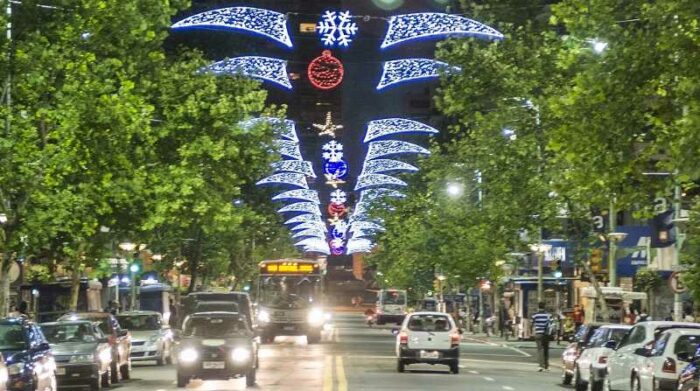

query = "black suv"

[
  {"left": 0, "top": 316, "right": 56, "bottom": 391},
  {"left": 175, "top": 312, "right": 258, "bottom": 388}
]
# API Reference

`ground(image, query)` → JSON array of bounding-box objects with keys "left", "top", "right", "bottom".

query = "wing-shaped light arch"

[
  {"left": 256, "top": 173, "right": 308, "bottom": 189},
  {"left": 381, "top": 13, "right": 503, "bottom": 49},
  {"left": 361, "top": 159, "right": 418, "bottom": 175},
  {"left": 172, "top": 7, "right": 293, "bottom": 48},
  {"left": 278, "top": 202, "right": 322, "bottom": 215},
  {"left": 274, "top": 190, "right": 321, "bottom": 204},
  {"left": 355, "top": 174, "right": 407, "bottom": 191},
  {"left": 273, "top": 140, "right": 303, "bottom": 160},
  {"left": 346, "top": 238, "right": 375, "bottom": 255},
  {"left": 364, "top": 118, "right": 439, "bottom": 143},
  {"left": 290, "top": 222, "right": 327, "bottom": 232},
  {"left": 377, "top": 59, "right": 460, "bottom": 91},
  {"left": 206, "top": 57, "right": 292, "bottom": 90},
  {"left": 285, "top": 214, "right": 323, "bottom": 225},
  {"left": 359, "top": 188, "right": 406, "bottom": 203},
  {"left": 271, "top": 160, "right": 316, "bottom": 178},
  {"left": 365, "top": 140, "right": 431, "bottom": 161}
]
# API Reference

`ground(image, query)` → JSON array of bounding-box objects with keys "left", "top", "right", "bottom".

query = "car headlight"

[
  {"left": 258, "top": 310, "right": 270, "bottom": 323},
  {"left": 308, "top": 308, "right": 324, "bottom": 326},
  {"left": 230, "top": 347, "right": 251, "bottom": 363},
  {"left": 178, "top": 348, "right": 198, "bottom": 363},
  {"left": 8, "top": 363, "right": 24, "bottom": 376},
  {"left": 69, "top": 354, "right": 94, "bottom": 363},
  {"left": 98, "top": 349, "right": 112, "bottom": 364}
]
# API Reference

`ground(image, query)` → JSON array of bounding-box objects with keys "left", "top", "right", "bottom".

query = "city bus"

[{"left": 256, "top": 258, "right": 327, "bottom": 343}]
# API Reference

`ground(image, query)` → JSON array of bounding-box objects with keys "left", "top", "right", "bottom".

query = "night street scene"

[{"left": 1, "top": 0, "right": 700, "bottom": 390}]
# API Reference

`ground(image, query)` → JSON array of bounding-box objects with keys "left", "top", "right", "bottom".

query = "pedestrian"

[
  {"left": 531, "top": 302, "right": 553, "bottom": 372},
  {"left": 572, "top": 304, "right": 584, "bottom": 330},
  {"left": 17, "top": 301, "right": 28, "bottom": 317}
]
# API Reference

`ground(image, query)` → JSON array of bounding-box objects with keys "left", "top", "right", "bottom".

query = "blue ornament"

[{"left": 323, "top": 159, "right": 348, "bottom": 179}]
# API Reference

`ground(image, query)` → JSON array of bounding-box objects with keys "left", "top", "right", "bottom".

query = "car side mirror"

[
  {"left": 605, "top": 340, "right": 617, "bottom": 349},
  {"left": 391, "top": 328, "right": 400, "bottom": 336},
  {"left": 634, "top": 347, "right": 650, "bottom": 357},
  {"left": 678, "top": 352, "right": 693, "bottom": 362},
  {"left": 118, "top": 329, "right": 129, "bottom": 337}
]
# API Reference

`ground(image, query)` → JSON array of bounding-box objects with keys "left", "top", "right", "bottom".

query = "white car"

[
  {"left": 572, "top": 324, "right": 631, "bottom": 391},
  {"left": 117, "top": 311, "right": 173, "bottom": 365},
  {"left": 606, "top": 321, "right": 700, "bottom": 390},
  {"left": 633, "top": 329, "right": 700, "bottom": 391},
  {"left": 394, "top": 311, "right": 461, "bottom": 374}
]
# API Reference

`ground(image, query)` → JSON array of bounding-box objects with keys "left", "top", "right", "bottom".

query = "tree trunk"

[
  {"left": 0, "top": 253, "right": 13, "bottom": 317},
  {"left": 579, "top": 256, "right": 610, "bottom": 322},
  {"left": 69, "top": 260, "right": 81, "bottom": 312}
]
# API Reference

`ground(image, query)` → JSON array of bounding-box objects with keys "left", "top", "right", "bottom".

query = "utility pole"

[
  {"left": 608, "top": 201, "right": 617, "bottom": 287},
  {"left": 673, "top": 173, "right": 684, "bottom": 321}
]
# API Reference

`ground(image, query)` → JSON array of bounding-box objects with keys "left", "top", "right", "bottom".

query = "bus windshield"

[
  {"left": 381, "top": 291, "right": 406, "bottom": 305},
  {"left": 258, "top": 276, "right": 322, "bottom": 308}
]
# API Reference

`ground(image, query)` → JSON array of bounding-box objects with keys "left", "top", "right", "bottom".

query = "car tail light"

[
  {"left": 662, "top": 358, "right": 677, "bottom": 373},
  {"left": 399, "top": 332, "right": 408, "bottom": 345},
  {"left": 451, "top": 332, "right": 461, "bottom": 347},
  {"left": 598, "top": 356, "right": 608, "bottom": 364}
]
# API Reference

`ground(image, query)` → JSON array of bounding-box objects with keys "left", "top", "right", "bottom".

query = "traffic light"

[
  {"left": 129, "top": 263, "right": 140, "bottom": 273},
  {"left": 590, "top": 249, "right": 602, "bottom": 273},
  {"left": 650, "top": 210, "right": 676, "bottom": 248}
]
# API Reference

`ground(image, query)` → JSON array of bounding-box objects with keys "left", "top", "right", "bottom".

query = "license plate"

[
  {"left": 283, "top": 326, "right": 295, "bottom": 331},
  {"left": 420, "top": 351, "right": 440, "bottom": 359},
  {"left": 56, "top": 368, "right": 66, "bottom": 375},
  {"left": 202, "top": 361, "right": 225, "bottom": 369}
]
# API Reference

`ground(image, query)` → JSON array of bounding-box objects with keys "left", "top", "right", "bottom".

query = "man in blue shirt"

[{"left": 530, "top": 302, "right": 552, "bottom": 371}]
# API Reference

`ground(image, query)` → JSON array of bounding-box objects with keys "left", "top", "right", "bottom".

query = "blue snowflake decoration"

[
  {"left": 239, "top": 117, "right": 298, "bottom": 142},
  {"left": 355, "top": 174, "right": 407, "bottom": 191},
  {"left": 381, "top": 13, "right": 504, "bottom": 49},
  {"left": 316, "top": 10, "right": 358, "bottom": 47},
  {"left": 273, "top": 140, "right": 303, "bottom": 161},
  {"left": 365, "top": 140, "right": 431, "bottom": 161},
  {"left": 272, "top": 160, "right": 316, "bottom": 178},
  {"left": 361, "top": 159, "right": 418, "bottom": 175},
  {"left": 274, "top": 190, "right": 320, "bottom": 204},
  {"left": 365, "top": 118, "right": 439, "bottom": 143},
  {"left": 172, "top": 7, "right": 293, "bottom": 48},
  {"left": 206, "top": 57, "right": 292, "bottom": 90},
  {"left": 256, "top": 173, "right": 308, "bottom": 189},
  {"left": 377, "top": 58, "right": 461, "bottom": 90},
  {"left": 323, "top": 159, "right": 348, "bottom": 179}
]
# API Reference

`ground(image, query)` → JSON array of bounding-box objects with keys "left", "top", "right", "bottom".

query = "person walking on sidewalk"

[{"left": 531, "top": 302, "right": 553, "bottom": 372}]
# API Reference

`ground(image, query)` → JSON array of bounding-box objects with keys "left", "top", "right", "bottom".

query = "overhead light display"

[
  {"left": 361, "top": 159, "right": 418, "bottom": 175},
  {"left": 206, "top": 56, "right": 292, "bottom": 90},
  {"left": 313, "top": 112, "right": 344, "bottom": 138},
  {"left": 376, "top": 58, "right": 461, "bottom": 90},
  {"left": 380, "top": 13, "right": 504, "bottom": 49},
  {"left": 271, "top": 160, "right": 316, "bottom": 178},
  {"left": 308, "top": 50, "right": 344, "bottom": 90},
  {"left": 316, "top": 10, "right": 358, "bottom": 47},
  {"left": 273, "top": 189, "right": 321, "bottom": 204},
  {"left": 364, "top": 118, "right": 439, "bottom": 143},
  {"left": 365, "top": 140, "right": 431, "bottom": 161},
  {"left": 256, "top": 173, "right": 309, "bottom": 189}
]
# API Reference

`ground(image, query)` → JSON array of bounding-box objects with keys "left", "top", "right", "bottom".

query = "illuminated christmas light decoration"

[
  {"left": 327, "top": 202, "right": 347, "bottom": 218},
  {"left": 305, "top": 244, "right": 331, "bottom": 255},
  {"left": 285, "top": 214, "right": 323, "bottom": 225},
  {"left": 295, "top": 237, "right": 328, "bottom": 249},
  {"left": 313, "top": 112, "right": 343, "bottom": 138},
  {"left": 376, "top": 58, "right": 460, "bottom": 90},
  {"left": 350, "top": 202, "right": 370, "bottom": 220},
  {"left": 365, "top": 140, "right": 431, "bottom": 161},
  {"left": 329, "top": 238, "right": 346, "bottom": 255},
  {"left": 274, "top": 190, "right": 321, "bottom": 204},
  {"left": 349, "top": 221, "right": 385, "bottom": 233},
  {"left": 346, "top": 238, "right": 375, "bottom": 255},
  {"left": 380, "top": 13, "right": 504, "bottom": 49},
  {"left": 364, "top": 118, "right": 439, "bottom": 143},
  {"left": 359, "top": 188, "right": 406, "bottom": 202},
  {"left": 271, "top": 160, "right": 316, "bottom": 178},
  {"left": 290, "top": 222, "right": 327, "bottom": 232},
  {"left": 278, "top": 202, "right": 322, "bottom": 215},
  {"left": 256, "top": 173, "right": 308, "bottom": 188},
  {"left": 331, "top": 220, "right": 348, "bottom": 239},
  {"left": 323, "top": 159, "right": 348, "bottom": 179},
  {"left": 308, "top": 50, "right": 344, "bottom": 90},
  {"left": 322, "top": 140, "right": 344, "bottom": 162},
  {"left": 324, "top": 174, "right": 346, "bottom": 189},
  {"left": 293, "top": 229, "right": 326, "bottom": 239},
  {"left": 355, "top": 174, "right": 407, "bottom": 191},
  {"left": 206, "top": 57, "right": 292, "bottom": 90},
  {"left": 239, "top": 117, "right": 298, "bottom": 142},
  {"left": 361, "top": 159, "right": 418, "bottom": 175},
  {"left": 316, "top": 10, "right": 358, "bottom": 47},
  {"left": 273, "top": 140, "right": 303, "bottom": 160},
  {"left": 171, "top": 7, "right": 293, "bottom": 48},
  {"left": 330, "top": 190, "right": 347, "bottom": 204}
]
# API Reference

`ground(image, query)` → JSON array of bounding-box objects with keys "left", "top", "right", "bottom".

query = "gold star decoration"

[
  {"left": 313, "top": 112, "right": 343, "bottom": 138},
  {"left": 325, "top": 174, "right": 346, "bottom": 189},
  {"left": 327, "top": 214, "right": 342, "bottom": 226}
]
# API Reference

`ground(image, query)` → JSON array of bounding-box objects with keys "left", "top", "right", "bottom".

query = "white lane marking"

[
  {"left": 503, "top": 386, "right": 515, "bottom": 390},
  {"left": 483, "top": 376, "right": 495, "bottom": 381},
  {"left": 468, "top": 370, "right": 479, "bottom": 374},
  {"left": 505, "top": 345, "right": 532, "bottom": 357}
]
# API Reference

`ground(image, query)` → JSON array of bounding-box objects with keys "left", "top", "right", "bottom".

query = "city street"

[{"left": 113, "top": 313, "right": 562, "bottom": 391}]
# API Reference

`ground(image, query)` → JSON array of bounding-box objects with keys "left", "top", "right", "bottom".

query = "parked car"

[
  {"left": 174, "top": 312, "right": 258, "bottom": 388},
  {"left": 0, "top": 316, "right": 56, "bottom": 391},
  {"left": 394, "top": 311, "right": 461, "bottom": 374},
  {"left": 605, "top": 321, "right": 700, "bottom": 390},
  {"left": 117, "top": 311, "right": 172, "bottom": 366},
  {"left": 562, "top": 323, "right": 605, "bottom": 385},
  {"left": 40, "top": 321, "right": 112, "bottom": 390},
  {"left": 632, "top": 328, "right": 700, "bottom": 391},
  {"left": 571, "top": 324, "right": 631, "bottom": 391},
  {"left": 677, "top": 345, "right": 700, "bottom": 391},
  {"left": 58, "top": 312, "right": 131, "bottom": 383}
]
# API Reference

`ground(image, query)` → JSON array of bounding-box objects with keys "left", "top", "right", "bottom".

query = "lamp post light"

[
  {"left": 436, "top": 273, "right": 447, "bottom": 312},
  {"left": 446, "top": 182, "right": 465, "bottom": 199},
  {"left": 606, "top": 232, "right": 628, "bottom": 288},
  {"left": 530, "top": 243, "right": 552, "bottom": 303},
  {"left": 129, "top": 263, "right": 140, "bottom": 311}
]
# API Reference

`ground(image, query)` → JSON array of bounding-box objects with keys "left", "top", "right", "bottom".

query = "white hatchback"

[
  {"left": 606, "top": 321, "right": 700, "bottom": 390},
  {"left": 572, "top": 324, "right": 631, "bottom": 391},
  {"left": 394, "top": 312, "right": 461, "bottom": 374},
  {"left": 633, "top": 329, "right": 700, "bottom": 391}
]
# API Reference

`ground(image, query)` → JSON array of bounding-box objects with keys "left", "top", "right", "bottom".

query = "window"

[
  {"left": 406, "top": 315, "right": 451, "bottom": 332},
  {"left": 42, "top": 323, "right": 98, "bottom": 344},
  {"left": 619, "top": 326, "right": 645, "bottom": 348},
  {"left": 0, "top": 325, "right": 27, "bottom": 350},
  {"left": 652, "top": 333, "right": 670, "bottom": 356},
  {"left": 116, "top": 315, "right": 162, "bottom": 331},
  {"left": 381, "top": 291, "right": 406, "bottom": 305},
  {"left": 183, "top": 316, "right": 248, "bottom": 338},
  {"left": 674, "top": 335, "right": 700, "bottom": 358}
]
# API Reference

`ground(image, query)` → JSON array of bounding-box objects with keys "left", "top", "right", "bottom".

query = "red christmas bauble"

[
  {"left": 308, "top": 50, "right": 344, "bottom": 90},
  {"left": 327, "top": 202, "right": 347, "bottom": 217}
]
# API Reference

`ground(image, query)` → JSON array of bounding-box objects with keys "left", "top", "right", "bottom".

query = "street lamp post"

[
  {"left": 606, "top": 231, "right": 628, "bottom": 287},
  {"left": 118, "top": 242, "right": 136, "bottom": 312},
  {"left": 530, "top": 243, "right": 552, "bottom": 304}
]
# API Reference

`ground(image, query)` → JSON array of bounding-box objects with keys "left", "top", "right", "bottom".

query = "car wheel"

[
  {"left": 449, "top": 360, "right": 459, "bottom": 374},
  {"left": 631, "top": 375, "right": 641, "bottom": 391},
  {"left": 120, "top": 361, "right": 130, "bottom": 380},
  {"left": 307, "top": 331, "right": 321, "bottom": 344},
  {"left": 574, "top": 368, "right": 587, "bottom": 391},
  {"left": 176, "top": 372, "right": 188, "bottom": 388},
  {"left": 101, "top": 368, "right": 111, "bottom": 388},
  {"left": 90, "top": 374, "right": 103, "bottom": 391},
  {"left": 156, "top": 348, "right": 165, "bottom": 366},
  {"left": 397, "top": 359, "right": 405, "bottom": 373},
  {"left": 246, "top": 367, "right": 257, "bottom": 387},
  {"left": 590, "top": 371, "right": 603, "bottom": 391}
]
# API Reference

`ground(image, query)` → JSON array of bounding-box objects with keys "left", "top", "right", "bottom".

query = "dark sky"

[{"left": 167, "top": 1, "right": 458, "bottom": 263}]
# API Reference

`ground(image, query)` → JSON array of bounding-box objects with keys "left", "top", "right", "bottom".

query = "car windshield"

[
  {"left": 117, "top": 315, "right": 161, "bottom": 331},
  {"left": 194, "top": 302, "right": 239, "bottom": 313},
  {"left": 61, "top": 315, "right": 111, "bottom": 334},
  {"left": 587, "top": 328, "right": 628, "bottom": 348},
  {"left": 381, "top": 291, "right": 406, "bottom": 305},
  {"left": 0, "top": 324, "right": 27, "bottom": 350},
  {"left": 183, "top": 316, "right": 248, "bottom": 338},
  {"left": 42, "top": 323, "right": 98, "bottom": 344},
  {"left": 406, "top": 315, "right": 451, "bottom": 332}
]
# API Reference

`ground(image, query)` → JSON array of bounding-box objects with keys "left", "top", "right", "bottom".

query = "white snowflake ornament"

[
  {"left": 330, "top": 190, "right": 347, "bottom": 204},
  {"left": 322, "top": 140, "right": 344, "bottom": 162},
  {"left": 316, "top": 10, "right": 358, "bottom": 48}
]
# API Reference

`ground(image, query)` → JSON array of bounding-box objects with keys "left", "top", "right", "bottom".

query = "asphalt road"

[{"left": 103, "top": 313, "right": 564, "bottom": 391}]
